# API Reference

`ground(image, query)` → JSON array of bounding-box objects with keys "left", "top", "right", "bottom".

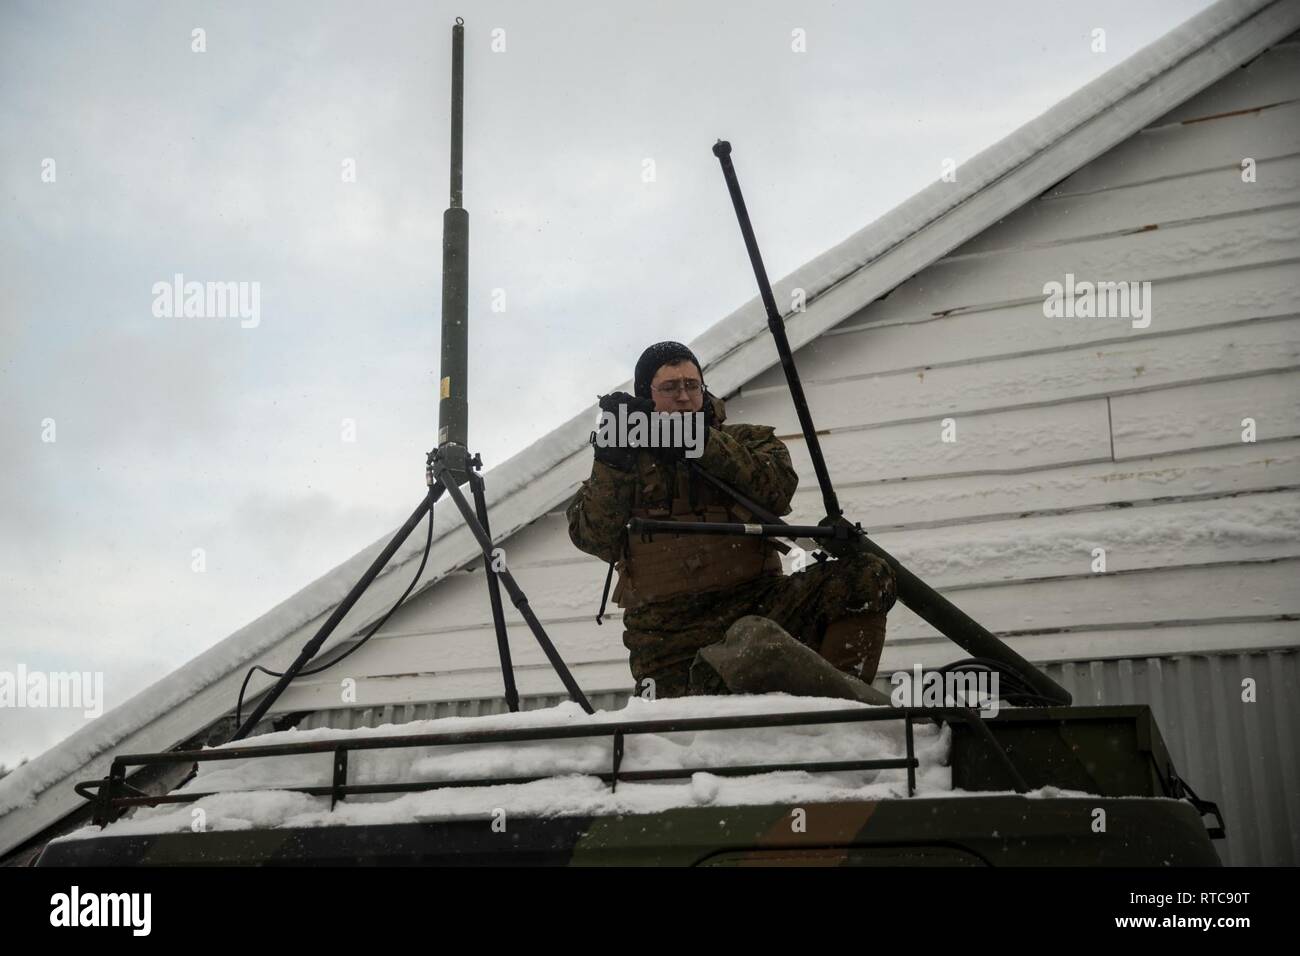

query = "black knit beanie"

[{"left": 633, "top": 341, "right": 704, "bottom": 398}]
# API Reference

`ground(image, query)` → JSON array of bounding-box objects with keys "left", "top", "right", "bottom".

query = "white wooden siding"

[{"left": 265, "top": 35, "right": 1300, "bottom": 717}]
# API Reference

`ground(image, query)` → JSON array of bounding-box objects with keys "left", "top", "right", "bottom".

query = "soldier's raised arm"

[
  {"left": 566, "top": 390, "right": 651, "bottom": 566},
  {"left": 695, "top": 423, "right": 798, "bottom": 518},
  {"left": 566, "top": 459, "right": 637, "bottom": 564}
]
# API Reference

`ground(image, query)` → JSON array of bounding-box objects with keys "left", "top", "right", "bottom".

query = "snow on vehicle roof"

[
  {"left": 9, "top": 0, "right": 1288, "bottom": 858},
  {"left": 52, "top": 694, "right": 1097, "bottom": 842},
  {"left": 55, "top": 695, "right": 960, "bottom": 839}
]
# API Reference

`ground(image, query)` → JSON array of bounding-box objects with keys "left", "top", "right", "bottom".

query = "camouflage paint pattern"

[
  {"left": 35, "top": 705, "right": 1223, "bottom": 866},
  {"left": 33, "top": 797, "right": 1221, "bottom": 867}
]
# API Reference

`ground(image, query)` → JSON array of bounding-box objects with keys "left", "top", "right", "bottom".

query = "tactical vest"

[{"left": 611, "top": 463, "right": 783, "bottom": 609}]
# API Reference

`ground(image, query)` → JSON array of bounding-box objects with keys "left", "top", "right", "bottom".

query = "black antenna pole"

[
  {"left": 706, "top": 139, "right": 1071, "bottom": 707},
  {"left": 712, "top": 139, "right": 841, "bottom": 523},
  {"left": 435, "top": 18, "right": 520, "bottom": 711},
  {"left": 230, "top": 18, "right": 591, "bottom": 738},
  {"left": 439, "top": 16, "right": 470, "bottom": 485}
]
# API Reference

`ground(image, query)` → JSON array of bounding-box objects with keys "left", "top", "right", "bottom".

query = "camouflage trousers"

[{"left": 621, "top": 549, "right": 897, "bottom": 699}]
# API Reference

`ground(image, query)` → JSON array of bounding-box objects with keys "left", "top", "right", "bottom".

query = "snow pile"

[
  {"left": 881, "top": 492, "right": 1300, "bottom": 585},
  {"left": 55, "top": 695, "right": 953, "bottom": 840}
]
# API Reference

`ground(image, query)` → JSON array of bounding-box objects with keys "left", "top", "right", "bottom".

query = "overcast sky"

[{"left": 0, "top": 0, "right": 1218, "bottom": 767}]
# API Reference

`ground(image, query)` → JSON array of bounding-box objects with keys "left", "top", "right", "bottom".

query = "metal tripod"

[{"left": 229, "top": 18, "right": 593, "bottom": 741}]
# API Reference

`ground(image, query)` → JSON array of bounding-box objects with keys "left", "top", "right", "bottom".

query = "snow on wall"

[
  {"left": 5, "top": 0, "right": 1298, "bottom": 859},
  {"left": 271, "top": 28, "right": 1300, "bottom": 715}
]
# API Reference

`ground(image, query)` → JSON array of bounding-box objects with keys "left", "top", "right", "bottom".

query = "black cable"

[
  {"left": 930, "top": 657, "right": 1064, "bottom": 708},
  {"left": 235, "top": 486, "right": 438, "bottom": 728}
]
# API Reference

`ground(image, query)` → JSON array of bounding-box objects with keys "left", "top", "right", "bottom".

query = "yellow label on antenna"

[{"left": 440, "top": 376, "right": 451, "bottom": 399}]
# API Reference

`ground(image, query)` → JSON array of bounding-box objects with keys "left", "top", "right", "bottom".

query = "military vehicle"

[
  {"left": 37, "top": 700, "right": 1224, "bottom": 866},
  {"left": 33, "top": 18, "right": 1225, "bottom": 868}
]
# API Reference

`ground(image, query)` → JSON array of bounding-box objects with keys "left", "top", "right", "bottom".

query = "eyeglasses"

[{"left": 651, "top": 379, "right": 703, "bottom": 395}]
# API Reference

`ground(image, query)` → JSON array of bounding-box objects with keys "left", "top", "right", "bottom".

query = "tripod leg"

[
  {"left": 231, "top": 482, "right": 445, "bottom": 741},
  {"left": 469, "top": 468, "right": 521, "bottom": 713},
  {"left": 432, "top": 459, "right": 595, "bottom": 714}
]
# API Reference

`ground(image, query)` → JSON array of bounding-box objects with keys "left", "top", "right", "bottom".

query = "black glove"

[
  {"left": 591, "top": 391, "right": 654, "bottom": 471},
  {"left": 655, "top": 393, "right": 716, "bottom": 465}
]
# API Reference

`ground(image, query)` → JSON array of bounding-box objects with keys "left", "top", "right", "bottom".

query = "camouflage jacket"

[{"left": 566, "top": 393, "right": 799, "bottom": 571}]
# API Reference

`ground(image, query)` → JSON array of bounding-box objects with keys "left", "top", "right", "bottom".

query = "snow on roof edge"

[
  {"left": 687, "top": 0, "right": 1277, "bottom": 381},
  {"left": 0, "top": 0, "right": 1283, "bottom": 851}
]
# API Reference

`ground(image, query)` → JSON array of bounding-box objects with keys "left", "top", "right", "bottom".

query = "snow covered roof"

[
  {"left": 4, "top": 0, "right": 1297, "bottom": 860},
  {"left": 48, "top": 696, "right": 957, "bottom": 840}
]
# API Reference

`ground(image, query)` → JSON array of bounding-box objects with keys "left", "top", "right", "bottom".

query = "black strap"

[
  {"left": 596, "top": 561, "right": 614, "bottom": 625},
  {"left": 596, "top": 526, "right": 630, "bottom": 626}
]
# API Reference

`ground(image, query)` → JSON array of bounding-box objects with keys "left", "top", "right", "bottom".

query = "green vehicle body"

[{"left": 36, "top": 704, "right": 1223, "bottom": 867}]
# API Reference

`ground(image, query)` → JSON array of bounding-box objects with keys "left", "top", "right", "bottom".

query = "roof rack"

[{"left": 74, "top": 705, "right": 1026, "bottom": 829}]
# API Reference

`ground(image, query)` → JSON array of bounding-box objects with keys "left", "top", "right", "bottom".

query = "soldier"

[{"left": 567, "top": 341, "right": 898, "bottom": 702}]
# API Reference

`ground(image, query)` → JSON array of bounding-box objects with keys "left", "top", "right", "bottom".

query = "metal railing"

[{"left": 75, "top": 706, "right": 1029, "bottom": 828}]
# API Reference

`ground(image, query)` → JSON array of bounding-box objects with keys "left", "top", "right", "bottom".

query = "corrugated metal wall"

[
  {"left": 290, "top": 649, "right": 1299, "bottom": 866},
  {"left": 1040, "top": 650, "right": 1300, "bottom": 867}
]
